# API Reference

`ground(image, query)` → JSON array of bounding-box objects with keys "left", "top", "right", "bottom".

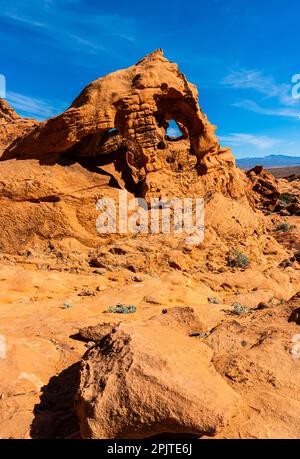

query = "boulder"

[{"left": 75, "top": 308, "right": 239, "bottom": 439}]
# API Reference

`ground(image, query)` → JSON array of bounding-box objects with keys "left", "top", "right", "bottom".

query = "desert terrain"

[
  {"left": 266, "top": 166, "right": 300, "bottom": 179},
  {"left": 0, "top": 50, "right": 299, "bottom": 439}
]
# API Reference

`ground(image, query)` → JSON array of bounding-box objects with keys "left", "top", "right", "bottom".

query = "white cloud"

[
  {"left": 2, "top": 12, "right": 45, "bottom": 28},
  {"left": 167, "top": 127, "right": 182, "bottom": 137},
  {"left": 7, "top": 91, "right": 66, "bottom": 120},
  {"left": 223, "top": 68, "right": 295, "bottom": 106},
  {"left": 223, "top": 68, "right": 300, "bottom": 120},
  {"left": 0, "top": 5, "right": 136, "bottom": 55},
  {"left": 234, "top": 99, "right": 300, "bottom": 119},
  {"left": 219, "top": 133, "right": 282, "bottom": 150}
]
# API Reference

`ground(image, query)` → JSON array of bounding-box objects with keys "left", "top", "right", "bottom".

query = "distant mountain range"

[{"left": 236, "top": 155, "right": 300, "bottom": 169}]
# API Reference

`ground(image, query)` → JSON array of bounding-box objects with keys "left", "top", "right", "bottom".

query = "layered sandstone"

[
  {"left": 247, "top": 165, "right": 300, "bottom": 215},
  {"left": 0, "top": 51, "right": 299, "bottom": 441},
  {"left": 76, "top": 308, "right": 239, "bottom": 439},
  {"left": 2, "top": 50, "right": 243, "bottom": 199},
  {"left": 0, "top": 98, "right": 38, "bottom": 156}
]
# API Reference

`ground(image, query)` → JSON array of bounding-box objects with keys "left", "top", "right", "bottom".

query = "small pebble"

[
  {"left": 132, "top": 274, "right": 143, "bottom": 282},
  {"left": 78, "top": 289, "right": 95, "bottom": 297}
]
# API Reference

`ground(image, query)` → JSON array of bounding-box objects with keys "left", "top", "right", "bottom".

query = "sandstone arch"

[{"left": 1, "top": 49, "right": 243, "bottom": 198}]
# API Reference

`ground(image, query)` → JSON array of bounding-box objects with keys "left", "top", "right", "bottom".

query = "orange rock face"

[
  {"left": 2, "top": 50, "right": 243, "bottom": 198},
  {"left": 0, "top": 50, "right": 299, "bottom": 440},
  {"left": 76, "top": 308, "right": 239, "bottom": 439},
  {"left": 0, "top": 99, "right": 38, "bottom": 156},
  {"left": 247, "top": 165, "right": 300, "bottom": 215},
  {"left": 206, "top": 293, "right": 300, "bottom": 439}
]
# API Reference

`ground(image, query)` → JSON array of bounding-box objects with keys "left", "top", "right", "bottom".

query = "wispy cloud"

[
  {"left": 0, "top": 5, "right": 137, "bottom": 56},
  {"left": 167, "top": 127, "right": 182, "bottom": 137},
  {"left": 223, "top": 68, "right": 300, "bottom": 120},
  {"left": 0, "top": 3, "right": 139, "bottom": 119},
  {"left": 1, "top": 12, "right": 46, "bottom": 28},
  {"left": 7, "top": 91, "right": 67, "bottom": 120},
  {"left": 234, "top": 99, "right": 300, "bottom": 119},
  {"left": 88, "top": 14, "right": 136, "bottom": 42},
  {"left": 219, "top": 133, "right": 282, "bottom": 150},
  {"left": 223, "top": 68, "right": 295, "bottom": 106}
]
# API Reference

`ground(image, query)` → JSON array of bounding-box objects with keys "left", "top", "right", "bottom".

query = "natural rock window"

[
  {"left": 1, "top": 49, "right": 240, "bottom": 199},
  {"left": 165, "top": 119, "right": 184, "bottom": 141},
  {"left": 108, "top": 128, "right": 118, "bottom": 135}
]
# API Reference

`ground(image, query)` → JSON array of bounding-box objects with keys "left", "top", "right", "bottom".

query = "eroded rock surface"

[
  {"left": 76, "top": 308, "right": 239, "bottom": 439},
  {"left": 2, "top": 50, "right": 243, "bottom": 199},
  {"left": 247, "top": 165, "right": 300, "bottom": 216},
  {"left": 0, "top": 99, "right": 38, "bottom": 156},
  {"left": 0, "top": 50, "right": 299, "bottom": 440},
  {"left": 206, "top": 294, "right": 300, "bottom": 438}
]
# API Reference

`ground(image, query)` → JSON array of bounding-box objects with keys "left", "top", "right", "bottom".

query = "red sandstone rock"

[
  {"left": 206, "top": 294, "right": 300, "bottom": 439},
  {"left": 0, "top": 51, "right": 299, "bottom": 440},
  {"left": 2, "top": 50, "right": 243, "bottom": 198},
  {"left": 0, "top": 98, "right": 38, "bottom": 157},
  {"left": 246, "top": 165, "right": 300, "bottom": 215},
  {"left": 76, "top": 308, "right": 239, "bottom": 439}
]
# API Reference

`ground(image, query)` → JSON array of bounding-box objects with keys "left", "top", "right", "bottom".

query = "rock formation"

[
  {"left": 0, "top": 50, "right": 299, "bottom": 440},
  {"left": 247, "top": 165, "right": 300, "bottom": 216},
  {"left": 75, "top": 308, "right": 239, "bottom": 439},
  {"left": 0, "top": 98, "right": 38, "bottom": 156},
  {"left": 2, "top": 50, "right": 244, "bottom": 199},
  {"left": 206, "top": 292, "right": 300, "bottom": 439}
]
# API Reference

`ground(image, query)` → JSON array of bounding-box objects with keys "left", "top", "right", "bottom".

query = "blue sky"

[{"left": 0, "top": 0, "right": 300, "bottom": 158}]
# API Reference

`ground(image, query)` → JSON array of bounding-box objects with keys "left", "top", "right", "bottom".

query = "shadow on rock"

[{"left": 30, "top": 362, "right": 81, "bottom": 439}]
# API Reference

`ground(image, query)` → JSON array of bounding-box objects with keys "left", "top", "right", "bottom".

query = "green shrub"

[
  {"left": 232, "top": 302, "right": 249, "bottom": 315},
  {"left": 276, "top": 222, "right": 290, "bottom": 232},
  {"left": 227, "top": 250, "right": 249, "bottom": 268},
  {"left": 208, "top": 297, "right": 220, "bottom": 304},
  {"left": 279, "top": 193, "right": 296, "bottom": 206},
  {"left": 105, "top": 303, "right": 136, "bottom": 314}
]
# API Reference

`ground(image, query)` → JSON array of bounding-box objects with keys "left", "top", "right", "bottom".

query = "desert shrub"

[
  {"left": 223, "top": 302, "right": 250, "bottom": 316},
  {"left": 232, "top": 302, "right": 249, "bottom": 315},
  {"left": 208, "top": 297, "right": 220, "bottom": 304},
  {"left": 106, "top": 303, "right": 136, "bottom": 314},
  {"left": 279, "top": 193, "right": 296, "bottom": 206},
  {"left": 276, "top": 222, "right": 291, "bottom": 232},
  {"left": 227, "top": 250, "right": 249, "bottom": 268}
]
